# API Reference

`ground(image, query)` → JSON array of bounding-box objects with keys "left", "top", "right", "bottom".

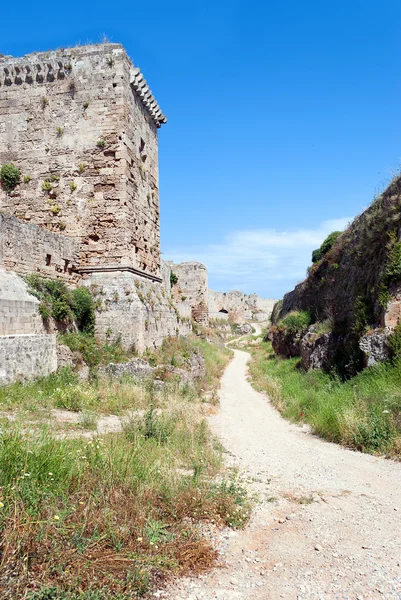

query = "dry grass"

[{"left": 0, "top": 337, "right": 246, "bottom": 599}]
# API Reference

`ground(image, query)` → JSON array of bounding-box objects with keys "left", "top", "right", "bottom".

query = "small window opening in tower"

[
  {"left": 139, "top": 138, "right": 145, "bottom": 153},
  {"left": 46, "top": 254, "right": 52, "bottom": 266},
  {"left": 219, "top": 308, "right": 229, "bottom": 314}
]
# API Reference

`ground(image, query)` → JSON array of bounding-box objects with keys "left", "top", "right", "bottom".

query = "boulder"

[
  {"left": 56, "top": 343, "right": 75, "bottom": 369},
  {"left": 300, "top": 325, "right": 339, "bottom": 370},
  {"left": 236, "top": 323, "right": 253, "bottom": 335},
  {"left": 359, "top": 327, "right": 392, "bottom": 367},
  {"left": 271, "top": 328, "right": 303, "bottom": 358},
  {"left": 101, "top": 358, "right": 155, "bottom": 380}
]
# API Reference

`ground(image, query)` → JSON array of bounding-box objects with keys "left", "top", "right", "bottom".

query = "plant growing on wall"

[
  {"left": 26, "top": 275, "right": 95, "bottom": 333},
  {"left": 0, "top": 163, "right": 21, "bottom": 192},
  {"left": 170, "top": 272, "right": 178, "bottom": 287}
]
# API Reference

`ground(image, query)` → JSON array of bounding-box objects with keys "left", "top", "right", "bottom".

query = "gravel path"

[{"left": 165, "top": 336, "right": 401, "bottom": 599}]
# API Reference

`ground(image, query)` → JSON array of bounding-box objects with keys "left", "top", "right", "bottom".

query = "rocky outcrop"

[
  {"left": 279, "top": 177, "right": 401, "bottom": 333},
  {"left": 300, "top": 326, "right": 340, "bottom": 370},
  {"left": 101, "top": 357, "right": 155, "bottom": 380},
  {"left": 359, "top": 328, "right": 392, "bottom": 367},
  {"left": 271, "top": 328, "right": 303, "bottom": 358},
  {"left": 101, "top": 350, "right": 206, "bottom": 388}
]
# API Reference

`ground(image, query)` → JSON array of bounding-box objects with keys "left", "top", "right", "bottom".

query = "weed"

[
  {"left": 69, "top": 181, "right": 77, "bottom": 192},
  {"left": 42, "top": 180, "right": 52, "bottom": 192},
  {"left": 41, "top": 96, "right": 49, "bottom": 108},
  {"left": 78, "top": 163, "right": 86, "bottom": 173},
  {"left": 96, "top": 138, "right": 106, "bottom": 148},
  {"left": 23, "top": 175, "right": 31, "bottom": 183},
  {"left": 83, "top": 101, "right": 89, "bottom": 109},
  {"left": 170, "top": 271, "right": 178, "bottom": 287},
  {"left": 50, "top": 204, "right": 62, "bottom": 215},
  {"left": 56, "top": 127, "right": 64, "bottom": 136}
]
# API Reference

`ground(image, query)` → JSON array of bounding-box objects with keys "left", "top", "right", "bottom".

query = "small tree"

[{"left": 170, "top": 271, "right": 178, "bottom": 287}]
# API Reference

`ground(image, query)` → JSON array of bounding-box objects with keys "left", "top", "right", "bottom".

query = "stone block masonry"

[
  {"left": 0, "top": 334, "right": 57, "bottom": 385},
  {"left": 84, "top": 271, "right": 191, "bottom": 353},
  {"left": 0, "top": 43, "right": 166, "bottom": 278},
  {"left": 167, "top": 261, "right": 209, "bottom": 324},
  {"left": 0, "top": 213, "right": 79, "bottom": 281}
]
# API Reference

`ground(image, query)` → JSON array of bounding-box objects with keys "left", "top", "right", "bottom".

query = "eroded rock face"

[
  {"left": 359, "top": 328, "right": 392, "bottom": 367},
  {"left": 236, "top": 323, "right": 253, "bottom": 335},
  {"left": 101, "top": 358, "right": 155, "bottom": 380},
  {"left": 56, "top": 344, "right": 75, "bottom": 369},
  {"left": 271, "top": 328, "right": 303, "bottom": 358},
  {"left": 300, "top": 326, "right": 339, "bottom": 370}
]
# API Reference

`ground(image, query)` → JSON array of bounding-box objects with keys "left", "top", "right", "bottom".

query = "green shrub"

[
  {"left": 353, "top": 295, "right": 373, "bottom": 333},
  {"left": 385, "top": 236, "right": 401, "bottom": 283},
  {"left": 26, "top": 276, "right": 94, "bottom": 332},
  {"left": 0, "top": 163, "right": 21, "bottom": 191},
  {"left": 278, "top": 310, "right": 312, "bottom": 333},
  {"left": 387, "top": 323, "right": 401, "bottom": 357},
  {"left": 170, "top": 271, "right": 178, "bottom": 286},
  {"left": 311, "top": 230, "right": 342, "bottom": 264},
  {"left": 71, "top": 287, "right": 95, "bottom": 333}
]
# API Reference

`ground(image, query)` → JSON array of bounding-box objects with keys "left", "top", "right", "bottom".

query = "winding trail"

[{"left": 166, "top": 332, "right": 401, "bottom": 600}]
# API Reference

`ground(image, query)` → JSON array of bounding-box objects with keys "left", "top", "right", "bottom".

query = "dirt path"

[{"left": 166, "top": 341, "right": 401, "bottom": 599}]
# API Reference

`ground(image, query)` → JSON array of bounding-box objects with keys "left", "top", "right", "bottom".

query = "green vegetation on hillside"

[
  {"left": 247, "top": 341, "right": 401, "bottom": 458},
  {"left": 311, "top": 230, "right": 342, "bottom": 264},
  {"left": 276, "top": 310, "right": 312, "bottom": 333}
]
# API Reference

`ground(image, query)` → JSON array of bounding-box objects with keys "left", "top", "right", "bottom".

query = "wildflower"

[
  {"left": 0, "top": 502, "right": 4, "bottom": 508},
  {"left": 79, "top": 501, "right": 84, "bottom": 505},
  {"left": 383, "top": 410, "right": 390, "bottom": 414},
  {"left": 48, "top": 472, "right": 53, "bottom": 476},
  {"left": 150, "top": 541, "right": 154, "bottom": 545},
  {"left": 53, "top": 515, "right": 60, "bottom": 521}
]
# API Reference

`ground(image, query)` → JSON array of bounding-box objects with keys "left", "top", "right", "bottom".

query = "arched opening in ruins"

[{"left": 219, "top": 308, "right": 229, "bottom": 314}]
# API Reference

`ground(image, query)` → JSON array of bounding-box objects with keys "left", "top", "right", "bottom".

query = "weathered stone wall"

[
  {"left": 83, "top": 271, "right": 191, "bottom": 353},
  {"left": 0, "top": 268, "right": 46, "bottom": 335},
  {"left": 208, "top": 289, "right": 275, "bottom": 323},
  {"left": 0, "top": 213, "right": 79, "bottom": 281},
  {"left": 0, "top": 268, "right": 57, "bottom": 384},
  {"left": 168, "top": 261, "right": 209, "bottom": 324},
  {"left": 0, "top": 43, "right": 165, "bottom": 277},
  {"left": 0, "top": 334, "right": 57, "bottom": 385}
]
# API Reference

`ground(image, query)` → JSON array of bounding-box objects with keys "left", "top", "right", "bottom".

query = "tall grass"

[
  {"left": 248, "top": 342, "right": 401, "bottom": 457},
  {"left": 0, "top": 337, "right": 246, "bottom": 599}
]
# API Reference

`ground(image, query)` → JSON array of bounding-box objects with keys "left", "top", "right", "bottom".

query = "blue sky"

[{"left": 2, "top": 0, "right": 401, "bottom": 298}]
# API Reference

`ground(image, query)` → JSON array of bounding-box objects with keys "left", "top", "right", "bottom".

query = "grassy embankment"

[
  {"left": 247, "top": 339, "right": 401, "bottom": 458},
  {"left": 0, "top": 335, "right": 250, "bottom": 599}
]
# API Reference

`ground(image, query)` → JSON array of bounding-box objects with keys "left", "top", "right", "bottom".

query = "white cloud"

[{"left": 163, "top": 217, "right": 352, "bottom": 299}]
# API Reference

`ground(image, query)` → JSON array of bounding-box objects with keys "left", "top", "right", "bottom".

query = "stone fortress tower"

[
  {"left": 0, "top": 42, "right": 274, "bottom": 384},
  {"left": 0, "top": 43, "right": 165, "bottom": 280}
]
